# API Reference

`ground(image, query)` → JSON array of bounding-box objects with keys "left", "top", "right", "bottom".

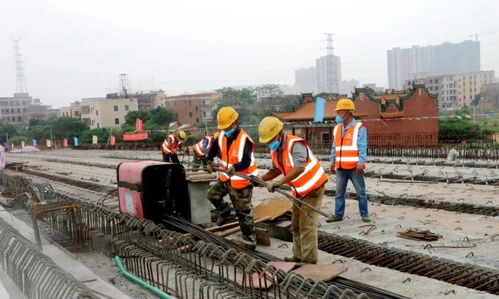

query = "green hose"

[{"left": 113, "top": 256, "right": 172, "bottom": 299}]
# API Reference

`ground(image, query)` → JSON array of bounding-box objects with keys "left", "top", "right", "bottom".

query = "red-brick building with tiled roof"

[{"left": 274, "top": 85, "right": 438, "bottom": 148}]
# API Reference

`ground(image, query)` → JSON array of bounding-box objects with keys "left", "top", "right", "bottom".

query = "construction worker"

[
  {"left": 161, "top": 130, "right": 187, "bottom": 163},
  {"left": 206, "top": 106, "right": 258, "bottom": 250},
  {"left": 258, "top": 116, "right": 328, "bottom": 265},
  {"left": 192, "top": 132, "right": 219, "bottom": 171},
  {"left": 327, "top": 98, "right": 371, "bottom": 223}
]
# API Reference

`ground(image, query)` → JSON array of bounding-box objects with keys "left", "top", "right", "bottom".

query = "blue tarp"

[{"left": 314, "top": 97, "right": 326, "bottom": 122}]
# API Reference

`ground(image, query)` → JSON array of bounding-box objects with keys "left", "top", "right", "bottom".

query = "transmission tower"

[
  {"left": 119, "top": 73, "right": 131, "bottom": 97},
  {"left": 12, "top": 39, "right": 27, "bottom": 94}
]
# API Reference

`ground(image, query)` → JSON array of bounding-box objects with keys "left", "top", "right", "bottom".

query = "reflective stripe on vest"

[
  {"left": 333, "top": 122, "right": 363, "bottom": 170},
  {"left": 271, "top": 135, "right": 328, "bottom": 198},
  {"left": 162, "top": 134, "right": 179, "bottom": 155},
  {"left": 193, "top": 137, "right": 213, "bottom": 158},
  {"left": 217, "top": 130, "right": 258, "bottom": 189}
]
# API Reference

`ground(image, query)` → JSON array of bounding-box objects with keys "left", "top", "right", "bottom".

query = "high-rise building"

[
  {"left": 316, "top": 55, "right": 341, "bottom": 93},
  {"left": 339, "top": 79, "right": 359, "bottom": 96},
  {"left": 388, "top": 40, "right": 480, "bottom": 89},
  {"left": 404, "top": 70, "right": 494, "bottom": 109},
  {"left": 294, "top": 67, "right": 316, "bottom": 92}
]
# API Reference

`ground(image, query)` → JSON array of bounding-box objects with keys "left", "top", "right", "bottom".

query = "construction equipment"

[{"left": 116, "top": 161, "right": 190, "bottom": 223}]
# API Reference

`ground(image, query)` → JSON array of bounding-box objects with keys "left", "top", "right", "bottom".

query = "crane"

[{"left": 468, "top": 30, "right": 499, "bottom": 42}]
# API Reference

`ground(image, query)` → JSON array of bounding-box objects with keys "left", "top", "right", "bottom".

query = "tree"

[
  {"left": 439, "top": 118, "right": 486, "bottom": 143},
  {"left": 252, "top": 84, "right": 284, "bottom": 99},
  {"left": 124, "top": 110, "right": 152, "bottom": 127},
  {"left": 80, "top": 128, "right": 111, "bottom": 144},
  {"left": 216, "top": 87, "right": 256, "bottom": 107},
  {"left": 46, "top": 117, "right": 89, "bottom": 139},
  {"left": 150, "top": 107, "right": 174, "bottom": 126},
  {"left": 0, "top": 121, "right": 23, "bottom": 144}
]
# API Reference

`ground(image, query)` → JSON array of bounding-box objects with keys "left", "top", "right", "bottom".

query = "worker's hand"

[
  {"left": 227, "top": 166, "right": 236, "bottom": 176},
  {"left": 266, "top": 182, "right": 281, "bottom": 193},
  {"left": 330, "top": 164, "right": 336, "bottom": 174},
  {"left": 249, "top": 175, "right": 264, "bottom": 187},
  {"left": 207, "top": 162, "right": 215, "bottom": 174},
  {"left": 355, "top": 165, "right": 364, "bottom": 175}
]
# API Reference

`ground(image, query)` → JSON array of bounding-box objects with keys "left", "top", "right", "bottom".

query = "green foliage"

[
  {"left": 80, "top": 128, "right": 111, "bottom": 144},
  {"left": 46, "top": 117, "right": 89, "bottom": 139},
  {"left": 216, "top": 87, "right": 256, "bottom": 107},
  {"left": 252, "top": 84, "right": 284, "bottom": 99},
  {"left": 438, "top": 118, "right": 488, "bottom": 143},
  {"left": 150, "top": 107, "right": 174, "bottom": 126}
]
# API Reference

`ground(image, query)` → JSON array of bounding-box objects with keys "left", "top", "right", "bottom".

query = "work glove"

[
  {"left": 207, "top": 163, "right": 215, "bottom": 174},
  {"left": 227, "top": 166, "right": 236, "bottom": 176},
  {"left": 266, "top": 182, "right": 281, "bottom": 193},
  {"left": 249, "top": 175, "right": 264, "bottom": 187}
]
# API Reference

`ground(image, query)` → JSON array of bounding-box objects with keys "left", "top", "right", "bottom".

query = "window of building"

[
  {"left": 115, "top": 118, "right": 120, "bottom": 124},
  {"left": 195, "top": 106, "right": 198, "bottom": 111},
  {"left": 96, "top": 110, "right": 99, "bottom": 116},
  {"left": 125, "top": 105, "right": 129, "bottom": 111},
  {"left": 175, "top": 113, "right": 178, "bottom": 119},
  {"left": 188, "top": 100, "right": 192, "bottom": 105},
  {"left": 114, "top": 105, "right": 118, "bottom": 112},
  {"left": 17, "top": 108, "right": 21, "bottom": 113},
  {"left": 92, "top": 120, "right": 94, "bottom": 125},
  {"left": 189, "top": 112, "right": 192, "bottom": 118},
  {"left": 196, "top": 118, "right": 199, "bottom": 123},
  {"left": 97, "top": 123, "right": 100, "bottom": 128}
]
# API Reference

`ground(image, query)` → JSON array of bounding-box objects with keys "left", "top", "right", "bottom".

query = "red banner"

[
  {"left": 123, "top": 131, "right": 149, "bottom": 141},
  {"left": 110, "top": 135, "right": 116, "bottom": 145},
  {"left": 63, "top": 138, "right": 68, "bottom": 148},
  {"left": 136, "top": 118, "right": 143, "bottom": 131}
]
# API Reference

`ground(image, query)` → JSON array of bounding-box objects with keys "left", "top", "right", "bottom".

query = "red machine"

[{"left": 117, "top": 161, "right": 190, "bottom": 224}]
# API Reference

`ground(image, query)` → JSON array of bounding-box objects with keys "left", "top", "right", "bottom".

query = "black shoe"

[
  {"left": 216, "top": 203, "right": 231, "bottom": 226},
  {"left": 241, "top": 234, "right": 256, "bottom": 250}
]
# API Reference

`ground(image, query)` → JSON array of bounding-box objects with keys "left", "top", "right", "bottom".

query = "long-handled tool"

[{"left": 214, "top": 166, "right": 329, "bottom": 219}]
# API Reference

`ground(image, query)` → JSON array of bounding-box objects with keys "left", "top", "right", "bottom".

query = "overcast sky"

[{"left": 1, "top": 0, "right": 498, "bottom": 108}]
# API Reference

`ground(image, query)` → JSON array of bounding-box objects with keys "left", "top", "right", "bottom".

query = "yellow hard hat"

[
  {"left": 335, "top": 98, "right": 355, "bottom": 111},
  {"left": 177, "top": 130, "right": 187, "bottom": 141},
  {"left": 259, "top": 117, "right": 284, "bottom": 143},
  {"left": 213, "top": 131, "right": 220, "bottom": 139},
  {"left": 217, "top": 107, "right": 239, "bottom": 130}
]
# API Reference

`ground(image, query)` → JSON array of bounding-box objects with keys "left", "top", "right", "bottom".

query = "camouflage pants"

[{"left": 207, "top": 180, "right": 255, "bottom": 237}]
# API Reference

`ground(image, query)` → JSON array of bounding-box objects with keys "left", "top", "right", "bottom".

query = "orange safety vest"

[
  {"left": 193, "top": 136, "right": 214, "bottom": 158},
  {"left": 333, "top": 122, "right": 363, "bottom": 170},
  {"left": 271, "top": 135, "right": 328, "bottom": 198},
  {"left": 161, "top": 134, "right": 180, "bottom": 155},
  {"left": 217, "top": 129, "right": 258, "bottom": 189}
]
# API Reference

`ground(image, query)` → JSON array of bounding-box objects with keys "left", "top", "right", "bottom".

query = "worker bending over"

[
  {"left": 161, "top": 130, "right": 187, "bottom": 163},
  {"left": 258, "top": 117, "right": 328, "bottom": 264},
  {"left": 192, "top": 132, "right": 219, "bottom": 171},
  {"left": 206, "top": 106, "right": 258, "bottom": 250}
]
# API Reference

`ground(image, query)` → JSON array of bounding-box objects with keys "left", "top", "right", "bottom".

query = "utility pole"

[
  {"left": 50, "top": 129, "right": 54, "bottom": 149},
  {"left": 5, "top": 133, "right": 9, "bottom": 147}
]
